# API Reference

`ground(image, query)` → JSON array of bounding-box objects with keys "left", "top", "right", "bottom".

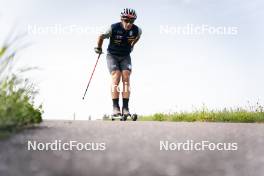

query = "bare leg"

[
  {"left": 121, "top": 70, "right": 131, "bottom": 115},
  {"left": 121, "top": 70, "right": 131, "bottom": 98},
  {"left": 110, "top": 71, "right": 122, "bottom": 115},
  {"left": 111, "top": 70, "right": 121, "bottom": 99}
]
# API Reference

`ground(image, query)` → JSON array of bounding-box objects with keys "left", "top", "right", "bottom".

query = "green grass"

[
  {"left": 0, "top": 31, "right": 43, "bottom": 138},
  {"left": 140, "top": 107, "right": 264, "bottom": 123}
]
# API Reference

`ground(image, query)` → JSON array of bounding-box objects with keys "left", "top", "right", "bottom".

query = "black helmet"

[{"left": 121, "top": 8, "right": 137, "bottom": 20}]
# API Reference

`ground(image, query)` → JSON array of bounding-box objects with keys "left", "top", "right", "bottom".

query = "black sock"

[
  {"left": 112, "top": 98, "right": 119, "bottom": 108},
  {"left": 122, "top": 98, "right": 129, "bottom": 109}
]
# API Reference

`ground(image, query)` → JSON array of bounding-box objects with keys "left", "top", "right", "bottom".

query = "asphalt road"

[{"left": 0, "top": 121, "right": 263, "bottom": 176}]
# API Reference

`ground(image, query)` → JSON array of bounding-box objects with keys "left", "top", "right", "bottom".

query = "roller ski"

[
  {"left": 111, "top": 107, "right": 122, "bottom": 121},
  {"left": 120, "top": 108, "right": 138, "bottom": 121}
]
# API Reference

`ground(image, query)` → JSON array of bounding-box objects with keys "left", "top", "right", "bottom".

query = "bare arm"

[
  {"left": 97, "top": 34, "right": 104, "bottom": 48},
  {"left": 131, "top": 27, "right": 142, "bottom": 47},
  {"left": 131, "top": 36, "right": 140, "bottom": 47},
  {"left": 97, "top": 26, "right": 112, "bottom": 48}
]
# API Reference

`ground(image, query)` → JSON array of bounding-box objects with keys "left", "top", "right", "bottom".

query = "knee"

[
  {"left": 122, "top": 71, "right": 130, "bottom": 83},
  {"left": 111, "top": 71, "right": 121, "bottom": 84}
]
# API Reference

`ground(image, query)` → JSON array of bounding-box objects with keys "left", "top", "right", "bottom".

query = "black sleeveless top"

[{"left": 107, "top": 22, "right": 139, "bottom": 56}]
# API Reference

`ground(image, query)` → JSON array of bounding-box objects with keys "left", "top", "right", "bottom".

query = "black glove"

[{"left": 94, "top": 47, "right": 103, "bottom": 54}]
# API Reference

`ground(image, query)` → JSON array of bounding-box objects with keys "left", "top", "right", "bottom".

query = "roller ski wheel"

[
  {"left": 120, "top": 114, "right": 137, "bottom": 121},
  {"left": 120, "top": 114, "right": 130, "bottom": 121},
  {"left": 131, "top": 114, "right": 138, "bottom": 121}
]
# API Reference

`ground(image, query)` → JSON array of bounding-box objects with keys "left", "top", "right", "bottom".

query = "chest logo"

[
  {"left": 117, "top": 30, "right": 123, "bottom": 34},
  {"left": 116, "top": 35, "right": 123, "bottom": 39}
]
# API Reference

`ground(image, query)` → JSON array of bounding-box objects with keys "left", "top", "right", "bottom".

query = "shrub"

[
  {"left": 0, "top": 29, "right": 42, "bottom": 133},
  {"left": 0, "top": 75, "right": 42, "bottom": 131}
]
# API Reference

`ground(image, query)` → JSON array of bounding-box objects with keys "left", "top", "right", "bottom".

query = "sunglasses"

[{"left": 123, "top": 19, "right": 135, "bottom": 24}]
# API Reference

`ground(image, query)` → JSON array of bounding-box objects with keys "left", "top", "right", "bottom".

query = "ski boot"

[
  {"left": 121, "top": 108, "right": 131, "bottom": 121},
  {"left": 111, "top": 106, "right": 122, "bottom": 121}
]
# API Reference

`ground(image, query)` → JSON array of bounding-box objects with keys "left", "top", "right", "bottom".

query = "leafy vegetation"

[
  {"left": 0, "top": 75, "right": 42, "bottom": 129},
  {"left": 0, "top": 27, "right": 42, "bottom": 138}
]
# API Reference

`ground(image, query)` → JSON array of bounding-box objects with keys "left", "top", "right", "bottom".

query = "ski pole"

[{"left": 82, "top": 53, "right": 102, "bottom": 100}]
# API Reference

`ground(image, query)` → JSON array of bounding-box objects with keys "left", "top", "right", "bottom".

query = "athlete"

[{"left": 94, "top": 8, "right": 142, "bottom": 117}]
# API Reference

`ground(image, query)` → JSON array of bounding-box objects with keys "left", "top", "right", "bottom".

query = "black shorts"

[{"left": 106, "top": 53, "right": 132, "bottom": 73}]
